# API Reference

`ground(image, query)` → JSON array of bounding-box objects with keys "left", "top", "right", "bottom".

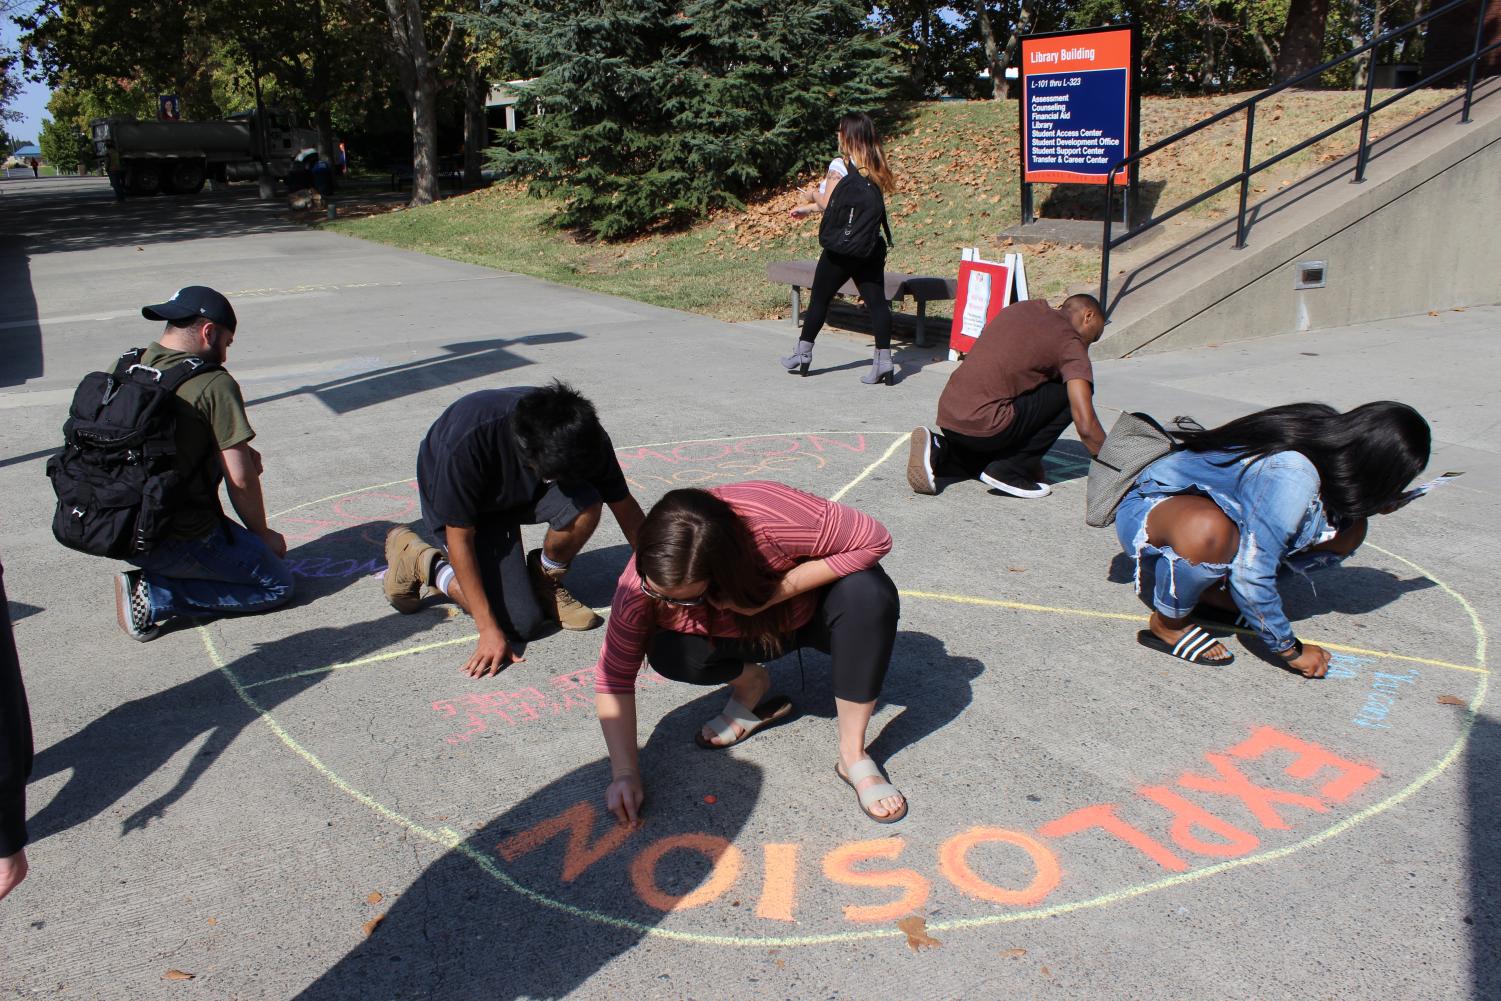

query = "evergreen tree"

[{"left": 488, "top": 0, "right": 901, "bottom": 238}]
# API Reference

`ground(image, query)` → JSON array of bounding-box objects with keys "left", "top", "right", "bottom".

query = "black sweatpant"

[
  {"left": 647, "top": 566, "right": 899, "bottom": 703},
  {"left": 800, "top": 247, "right": 892, "bottom": 351},
  {"left": 938, "top": 379, "right": 1073, "bottom": 481},
  {"left": 0, "top": 563, "right": 34, "bottom": 858}
]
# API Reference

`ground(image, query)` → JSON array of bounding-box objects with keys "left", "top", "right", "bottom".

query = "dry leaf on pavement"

[
  {"left": 1438, "top": 695, "right": 1468, "bottom": 706},
  {"left": 1000, "top": 948, "right": 1027, "bottom": 958},
  {"left": 898, "top": 916, "right": 941, "bottom": 952},
  {"left": 163, "top": 970, "right": 195, "bottom": 981},
  {"left": 367, "top": 891, "right": 383, "bottom": 904},
  {"left": 362, "top": 914, "right": 386, "bottom": 937}
]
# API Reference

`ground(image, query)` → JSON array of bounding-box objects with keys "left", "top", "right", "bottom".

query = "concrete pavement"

[{"left": 1, "top": 180, "right": 1496, "bottom": 1000}]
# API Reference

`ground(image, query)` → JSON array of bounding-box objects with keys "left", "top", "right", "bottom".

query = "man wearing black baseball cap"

[{"left": 109, "top": 286, "right": 293, "bottom": 640}]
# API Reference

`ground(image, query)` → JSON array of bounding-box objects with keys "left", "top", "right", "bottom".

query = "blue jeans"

[
  {"left": 130, "top": 521, "right": 294, "bottom": 621},
  {"left": 1115, "top": 489, "right": 1230, "bottom": 619}
]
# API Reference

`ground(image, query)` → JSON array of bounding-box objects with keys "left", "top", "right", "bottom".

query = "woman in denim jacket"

[{"left": 1116, "top": 402, "right": 1430, "bottom": 677}]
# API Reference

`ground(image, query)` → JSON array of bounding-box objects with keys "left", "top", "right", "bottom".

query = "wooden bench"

[{"left": 767, "top": 260, "right": 957, "bottom": 348}]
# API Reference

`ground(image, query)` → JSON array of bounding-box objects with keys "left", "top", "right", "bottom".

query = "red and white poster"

[{"left": 948, "top": 252, "right": 1018, "bottom": 357}]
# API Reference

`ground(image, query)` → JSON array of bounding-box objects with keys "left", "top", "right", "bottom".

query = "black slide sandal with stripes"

[{"left": 1137, "top": 625, "right": 1235, "bottom": 665}]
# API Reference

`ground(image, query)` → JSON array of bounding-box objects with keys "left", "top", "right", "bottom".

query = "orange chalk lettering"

[
  {"left": 755, "top": 843, "right": 798, "bottom": 922},
  {"left": 1226, "top": 726, "right": 1381, "bottom": 802},
  {"left": 1178, "top": 753, "right": 1328, "bottom": 830},
  {"left": 630, "top": 833, "right": 742, "bottom": 912},
  {"left": 937, "top": 827, "right": 1061, "bottom": 906},
  {"left": 821, "top": 838, "right": 930, "bottom": 923},
  {"left": 1139, "top": 786, "right": 1260, "bottom": 858},
  {"left": 495, "top": 801, "right": 631, "bottom": 882},
  {"left": 1038, "top": 803, "right": 1189, "bottom": 873}
]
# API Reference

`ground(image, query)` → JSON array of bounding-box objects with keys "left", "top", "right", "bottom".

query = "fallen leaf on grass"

[
  {"left": 1438, "top": 695, "right": 1468, "bottom": 706},
  {"left": 163, "top": 970, "right": 195, "bottom": 981},
  {"left": 367, "top": 891, "right": 383, "bottom": 904},
  {"left": 362, "top": 914, "right": 386, "bottom": 937},
  {"left": 1000, "top": 948, "right": 1027, "bottom": 959},
  {"left": 898, "top": 916, "right": 941, "bottom": 952}
]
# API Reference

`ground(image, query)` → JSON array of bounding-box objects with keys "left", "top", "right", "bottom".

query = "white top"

[{"left": 818, "top": 157, "right": 848, "bottom": 194}]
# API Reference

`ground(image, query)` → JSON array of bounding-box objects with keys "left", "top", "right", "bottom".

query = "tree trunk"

[
  {"left": 385, "top": 0, "right": 443, "bottom": 206},
  {"left": 976, "top": 1, "right": 1003, "bottom": 100},
  {"left": 1000, "top": 0, "right": 1033, "bottom": 99},
  {"left": 464, "top": 60, "right": 486, "bottom": 187},
  {"left": 1276, "top": 0, "right": 1334, "bottom": 84}
]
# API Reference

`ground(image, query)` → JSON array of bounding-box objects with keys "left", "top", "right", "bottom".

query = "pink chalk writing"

[
  {"left": 616, "top": 434, "right": 869, "bottom": 494},
  {"left": 433, "top": 667, "right": 668, "bottom": 743}
]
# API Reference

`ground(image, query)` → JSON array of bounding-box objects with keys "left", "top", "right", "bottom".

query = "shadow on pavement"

[
  {"left": 1469, "top": 711, "right": 1500, "bottom": 999},
  {"left": 294, "top": 688, "right": 763, "bottom": 1000},
  {"left": 0, "top": 245, "right": 42, "bottom": 388},
  {"left": 1106, "top": 555, "right": 1438, "bottom": 622},
  {"left": 244, "top": 334, "right": 584, "bottom": 414},
  {"left": 768, "top": 629, "right": 984, "bottom": 769},
  {"left": 25, "top": 523, "right": 440, "bottom": 840}
]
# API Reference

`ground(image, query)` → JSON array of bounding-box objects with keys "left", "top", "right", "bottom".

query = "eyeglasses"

[{"left": 639, "top": 578, "right": 704, "bottom": 607}]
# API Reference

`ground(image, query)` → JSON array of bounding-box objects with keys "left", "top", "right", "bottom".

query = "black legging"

[
  {"left": 647, "top": 566, "right": 899, "bottom": 703},
  {"left": 800, "top": 248, "right": 892, "bottom": 351}
]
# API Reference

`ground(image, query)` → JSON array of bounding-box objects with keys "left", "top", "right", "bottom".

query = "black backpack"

[
  {"left": 818, "top": 158, "right": 892, "bottom": 258},
  {"left": 46, "top": 349, "right": 221, "bottom": 558}
]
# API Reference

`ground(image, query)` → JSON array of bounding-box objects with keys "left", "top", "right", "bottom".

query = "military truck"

[{"left": 90, "top": 109, "right": 320, "bottom": 195}]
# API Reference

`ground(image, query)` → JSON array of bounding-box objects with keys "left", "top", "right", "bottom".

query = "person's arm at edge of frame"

[
  {"left": 608, "top": 495, "right": 646, "bottom": 551},
  {"left": 1066, "top": 379, "right": 1107, "bottom": 457},
  {"left": 443, "top": 524, "right": 523, "bottom": 677},
  {"left": 0, "top": 563, "right": 32, "bottom": 902},
  {"left": 220, "top": 443, "right": 288, "bottom": 558}
]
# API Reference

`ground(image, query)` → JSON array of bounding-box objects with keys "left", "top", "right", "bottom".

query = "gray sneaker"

[{"left": 114, "top": 569, "right": 159, "bottom": 641}]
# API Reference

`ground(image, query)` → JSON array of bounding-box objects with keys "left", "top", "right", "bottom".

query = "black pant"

[
  {"left": 647, "top": 566, "right": 899, "bottom": 703},
  {"left": 800, "top": 247, "right": 892, "bottom": 351},
  {"left": 0, "top": 563, "right": 34, "bottom": 857},
  {"left": 939, "top": 379, "right": 1073, "bottom": 480}
]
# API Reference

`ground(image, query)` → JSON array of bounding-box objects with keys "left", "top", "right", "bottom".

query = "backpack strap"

[{"left": 158, "top": 356, "right": 222, "bottom": 393}]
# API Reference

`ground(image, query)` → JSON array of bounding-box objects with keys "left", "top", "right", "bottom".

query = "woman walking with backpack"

[{"left": 782, "top": 112, "right": 897, "bottom": 386}]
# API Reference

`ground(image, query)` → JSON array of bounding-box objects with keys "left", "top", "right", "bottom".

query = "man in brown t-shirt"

[
  {"left": 908, "top": 294, "right": 1107, "bottom": 498},
  {"left": 112, "top": 286, "right": 294, "bottom": 640}
]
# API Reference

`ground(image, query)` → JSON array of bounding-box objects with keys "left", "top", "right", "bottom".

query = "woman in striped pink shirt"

[{"left": 594, "top": 481, "right": 905, "bottom": 824}]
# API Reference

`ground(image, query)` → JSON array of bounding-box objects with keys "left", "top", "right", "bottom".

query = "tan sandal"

[{"left": 837, "top": 757, "right": 908, "bottom": 824}]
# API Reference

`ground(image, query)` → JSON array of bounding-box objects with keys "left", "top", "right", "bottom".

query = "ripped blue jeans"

[{"left": 1115, "top": 490, "right": 1231, "bottom": 619}]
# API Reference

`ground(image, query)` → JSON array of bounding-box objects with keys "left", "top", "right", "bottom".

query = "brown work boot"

[
  {"left": 527, "top": 548, "right": 602, "bottom": 630},
  {"left": 384, "top": 526, "right": 441, "bottom": 614}
]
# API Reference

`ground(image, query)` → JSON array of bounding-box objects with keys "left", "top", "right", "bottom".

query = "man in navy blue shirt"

[{"left": 385, "top": 382, "right": 645, "bottom": 678}]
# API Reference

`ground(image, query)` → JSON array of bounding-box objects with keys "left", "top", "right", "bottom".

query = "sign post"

[{"left": 1018, "top": 24, "right": 1140, "bottom": 228}]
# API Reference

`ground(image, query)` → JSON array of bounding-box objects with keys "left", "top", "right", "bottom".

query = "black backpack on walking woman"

[
  {"left": 45, "top": 349, "right": 220, "bottom": 558},
  {"left": 818, "top": 158, "right": 893, "bottom": 259}
]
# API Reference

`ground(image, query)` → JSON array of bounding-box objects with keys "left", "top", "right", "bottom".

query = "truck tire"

[
  {"left": 128, "top": 161, "right": 162, "bottom": 195},
  {"left": 166, "top": 159, "right": 207, "bottom": 194}
]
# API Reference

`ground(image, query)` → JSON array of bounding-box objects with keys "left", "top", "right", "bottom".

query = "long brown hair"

[
  {"left": 636, "top": 489, "right": 789, "bottom": 654},
  {"left": 838, "top": 112, "right": 895, "bottom": 194}
]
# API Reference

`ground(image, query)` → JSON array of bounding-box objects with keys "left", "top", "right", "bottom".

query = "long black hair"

[{"left": 1177, "top": 401, "right": 1430, "bottom": 519}]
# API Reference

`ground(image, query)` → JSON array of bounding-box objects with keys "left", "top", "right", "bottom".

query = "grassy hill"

[{"left": 331, "top": 89, "right": 1452, "bottom": 323}]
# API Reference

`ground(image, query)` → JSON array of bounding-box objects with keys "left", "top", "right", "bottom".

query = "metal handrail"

[{"left": 1099, "top": 0, "right": 1496, "bottom": 311}]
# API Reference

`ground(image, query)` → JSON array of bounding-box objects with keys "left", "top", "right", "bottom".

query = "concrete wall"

[
  {"left": 1097, "top": 79, "right": 1501, "bottom": 358},
  {"left": 1143, "top": 132, "right": 1501, "bottom": 355}
]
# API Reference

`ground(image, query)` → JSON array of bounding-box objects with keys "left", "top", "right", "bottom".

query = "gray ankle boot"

[
  {"left": 860, "top": 348, "right": 894, "bottom": 386},
  {"left": 780, "top": 340, "right": 815, "bottom": 376}
]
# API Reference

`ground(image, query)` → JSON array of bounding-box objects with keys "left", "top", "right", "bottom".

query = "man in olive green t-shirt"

[{"left": 113, "top": 286, "right": 294, "bottom": 641}]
